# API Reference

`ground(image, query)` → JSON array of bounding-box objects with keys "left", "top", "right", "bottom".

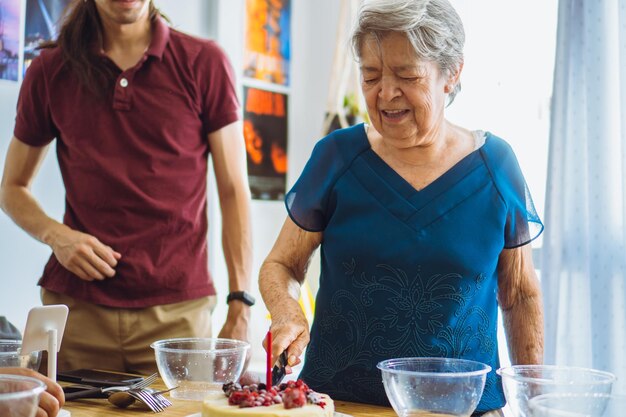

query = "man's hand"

[
  {"left": 0, "top": 367, "right": 65, "bottom": 417},
  {"left": 217, "top": 301, "right": 250, "bottom": 342},
  {"left": 218, "top": 300, "right": 251, "bottom": 375},
  {"left": 48, "top": 224, "right": 121, "bottom": 281}
]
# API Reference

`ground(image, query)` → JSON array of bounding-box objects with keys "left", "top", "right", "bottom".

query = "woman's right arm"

[{"left": 259, "top": 216, "right": 322, "bottom": 369}]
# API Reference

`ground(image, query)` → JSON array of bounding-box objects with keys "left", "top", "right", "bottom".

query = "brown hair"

[{"left": 40, "top": 0, "right": 161, "bottom": 96}]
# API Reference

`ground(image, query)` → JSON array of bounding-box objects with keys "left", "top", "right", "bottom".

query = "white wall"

[
  {"left": 0, "top": 0, "right": 338, "bottom": 373},
  {"left": 209, "top": 0, "right": 338, "bottom": 372}
]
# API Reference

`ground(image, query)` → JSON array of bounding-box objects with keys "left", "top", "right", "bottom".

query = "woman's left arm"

[{"left": 497, "top": 244, "right": 544, "bottom": 364}]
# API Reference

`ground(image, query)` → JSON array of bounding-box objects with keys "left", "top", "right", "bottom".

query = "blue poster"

[
  {"left": 23, "top": 0, "right": 71, "bottom": 75},
  {"left": 244, "top": 0, "right": 291, "bottom": 86},
  {"left": 0, "top": 0, "right": 21, "bottom": 81}
]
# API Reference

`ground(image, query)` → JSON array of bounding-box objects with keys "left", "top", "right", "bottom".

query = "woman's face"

[{"left": 360, "top": 32, "right": 452, "bottom": 148}]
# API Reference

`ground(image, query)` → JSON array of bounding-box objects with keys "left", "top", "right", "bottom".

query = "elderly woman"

[{"left": 259, "top": 0, "right": 544, "bottom": 414}]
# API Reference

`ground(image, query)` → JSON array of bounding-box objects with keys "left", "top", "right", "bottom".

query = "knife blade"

[{"left": 271, "top": 350, "right": 289, "bottom": 387}]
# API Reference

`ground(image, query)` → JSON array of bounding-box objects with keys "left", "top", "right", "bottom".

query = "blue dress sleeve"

[
  {"left": 285, "top": 124, "right": 369, "bottom": 232},
  {"left": 483, "top": 134, "right": 544, "bottom": 248}
]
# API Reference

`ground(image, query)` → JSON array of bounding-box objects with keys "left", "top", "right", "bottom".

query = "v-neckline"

[{"left": 357, "top": 124, "right": 488, "bottom": 200}]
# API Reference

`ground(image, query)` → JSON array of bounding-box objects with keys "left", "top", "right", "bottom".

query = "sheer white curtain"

[{"left": 542, "top": 0, "right": 626, "bottom": 392}]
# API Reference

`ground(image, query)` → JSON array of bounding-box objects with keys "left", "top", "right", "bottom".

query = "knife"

[{"left": 271, "top": 350, "right": 289, "bottom": 387}]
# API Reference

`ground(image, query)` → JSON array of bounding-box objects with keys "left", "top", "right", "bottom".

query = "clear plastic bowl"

[
  {"left": 497, "top": 365, "right": 616, "bottom": 417},
  {"left": 377, "top": 357, "right": 491, "bottom": 417},
  {"left": 0, "top": 340, "right": 41, "bottom": 370},
  {"left": 151, "top": 337, "right": 249, "bottom": 401},
  {"left": 0, "top": 375, "right": 46, "bottom": 417},
  {"left": 528, "top": 393, "right": 626, "bottom": 417}
]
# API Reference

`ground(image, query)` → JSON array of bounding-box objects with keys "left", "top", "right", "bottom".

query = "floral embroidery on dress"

[
  {"left": 438, "top": 305, "right": 493, "bottom": 357},
  {"left": 302, "top": 258, "right": 497, "bottom": 407}
]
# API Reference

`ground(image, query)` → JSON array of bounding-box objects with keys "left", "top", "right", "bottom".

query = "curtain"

[{"left": 542, "top": 0, "right": 626, "bottom": 392}]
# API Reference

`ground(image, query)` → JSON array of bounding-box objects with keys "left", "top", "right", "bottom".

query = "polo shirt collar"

[{"left": 147, "top": 16, "right": 169, "bottom": 60}]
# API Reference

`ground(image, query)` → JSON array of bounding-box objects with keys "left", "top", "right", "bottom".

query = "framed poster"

[
  {"left": 23, "top": 0, "right": 71, "bottom": 74},
  {"left": 243, "top": 0, "right": 291, "bottom": 86},
  {"left": 0, "top": 0, "right": 21, "bottom": 81},
  {"left": 243, "top": 86, "right": 288, "bottom": 201}
]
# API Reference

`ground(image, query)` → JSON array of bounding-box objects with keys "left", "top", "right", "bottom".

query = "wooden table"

[{"left": 63, "top": 392, "right": 397, "bottom": 417}]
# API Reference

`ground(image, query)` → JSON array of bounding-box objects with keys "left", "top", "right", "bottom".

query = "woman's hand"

[
  {"left": 265, "top": 299, "right": 310, "bottom": 373},
  {"left": 259, "top": 217, "right": 322, "bottom": 375},
  {"left": 0, "top": 367, "right": 65, "bottom": 417}
]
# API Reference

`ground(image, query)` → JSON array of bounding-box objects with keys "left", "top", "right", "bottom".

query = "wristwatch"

[{"left": 226, "top": 291, "right": 256, "bottom": 306}]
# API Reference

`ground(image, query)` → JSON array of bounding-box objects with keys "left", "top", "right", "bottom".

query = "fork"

[
  {"left": 115, "top": 386, "right": 176, "bottom": 413},
  {"left": 150, "top": 387, "right": 175, "bottom": 408},
  {"left": 65, "top": 373, "right": 158, "bottom": 401},
  {"left": 127, "top": 390, "right": 162, "bottom": 412},
  {"left": 103, "top": 373, "right": 158, "bottom": 393},
  {"left": 129, "top": 389, "right": 168, "bottom": 412}
]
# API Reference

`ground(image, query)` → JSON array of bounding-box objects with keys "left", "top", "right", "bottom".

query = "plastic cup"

[{"left": 0, "top": 375, "right": 46, "bottom": 417}]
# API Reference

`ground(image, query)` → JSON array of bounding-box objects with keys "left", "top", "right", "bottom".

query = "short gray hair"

[{"left": 351, "top": 0, "right": 465, "bottom": 104}]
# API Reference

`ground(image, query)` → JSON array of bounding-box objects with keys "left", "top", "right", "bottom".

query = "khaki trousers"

[{"left": 41, "top": 288, "right": 217, "bottom": 375}]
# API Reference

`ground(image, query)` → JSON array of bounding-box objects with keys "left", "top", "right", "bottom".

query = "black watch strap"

[{"left": 226, "top": 291, "right": 256, "bottom": 306}]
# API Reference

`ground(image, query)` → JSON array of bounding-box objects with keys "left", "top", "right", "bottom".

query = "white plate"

[{"left": 186, "top": 413, "right": 351, "bottom": 417}]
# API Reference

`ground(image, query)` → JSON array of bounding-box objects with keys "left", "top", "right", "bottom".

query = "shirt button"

[{"left": 120, "top": 78, "right": 129, "bottom": 88}]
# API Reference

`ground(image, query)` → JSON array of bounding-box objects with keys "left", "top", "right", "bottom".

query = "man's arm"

[
  {"left": 0, "top": 137, "right": 120, "bottom": 281},
  {"left": 208, "top": 122, "right": 253, "bottom": 341},
  {"left": 497, "top": 244, "right": 544, "bottom": 364}
]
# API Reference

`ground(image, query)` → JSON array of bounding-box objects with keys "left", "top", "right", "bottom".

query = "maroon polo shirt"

[{"left": 14, "top": 18, "right": 240, "bottom": 307}]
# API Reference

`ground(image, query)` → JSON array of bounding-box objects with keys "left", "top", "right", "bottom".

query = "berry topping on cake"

[
  {"left": 282, "top": 387, "right": 306, "bottom": 409},
  {"left": 222, "top": 380, "right": 326, "bottom": 409}
]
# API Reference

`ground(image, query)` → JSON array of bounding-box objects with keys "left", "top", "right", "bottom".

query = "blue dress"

[{"left": 286, "top": 124, "right": 543, "bottom": 412}]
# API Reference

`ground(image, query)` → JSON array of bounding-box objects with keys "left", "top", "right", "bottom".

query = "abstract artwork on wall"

[
  {"left": 243, "top": 0, "right": 291, "bottom": 86},
  {"left": 243, "top": 86, "right": 288, "bottom": 201},
  {"left": 0, "top": 0, "right": 21, "bottom": 82},
  {"left": 23, "top": 0, "right": 71, "bottom": 75}
]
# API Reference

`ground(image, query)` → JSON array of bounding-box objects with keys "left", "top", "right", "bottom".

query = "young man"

[{"left": 0, "top": 0, "right": 253, "bottom": 373}]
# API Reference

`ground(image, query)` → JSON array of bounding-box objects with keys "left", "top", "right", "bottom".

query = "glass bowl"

[
  {"left": 151, "top": 337, "right": 249, "bottom": 401},
  {"left": 497, "top": 365, "right": 615, "bottom": 417},
  {"left": 0, "top": 340, "right": 41, "bottom": 370},
  {"left": 0, "top": 375, "right": 46, "bottom": 417},
  {"left": 377, "top": 357, "right": 491, "bottom": 417},
  {"left": 529, "top": 393, "right": 626, "bottom": 417}
]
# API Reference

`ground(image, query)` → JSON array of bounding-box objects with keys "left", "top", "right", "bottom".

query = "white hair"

[{"left": 351, "top": 0, "right": 465, "bottom": 104}]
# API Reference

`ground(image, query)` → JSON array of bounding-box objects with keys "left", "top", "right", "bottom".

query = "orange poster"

[
  {"left": 243, "top": 87, "right": 288, "bottom": 200},
  {"left": 244, "top": 0, "right": 291, "bottom": 86}
]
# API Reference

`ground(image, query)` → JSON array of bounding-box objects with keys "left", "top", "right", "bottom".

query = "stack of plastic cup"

[
  {"left": 0, "top": 340, "right": 41, "bottom": 370},
  {"left": 0, "top": 375, "right": 46, "bottom": 417}
]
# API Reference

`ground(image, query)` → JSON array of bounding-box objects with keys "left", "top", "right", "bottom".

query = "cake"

[{"left": 202, "top": 380, "right": 334, "bottom": 417}]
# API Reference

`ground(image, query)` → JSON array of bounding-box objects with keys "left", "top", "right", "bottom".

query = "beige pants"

[{"left": 41, "top": 288, "right": 217, "bottom": 375}]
